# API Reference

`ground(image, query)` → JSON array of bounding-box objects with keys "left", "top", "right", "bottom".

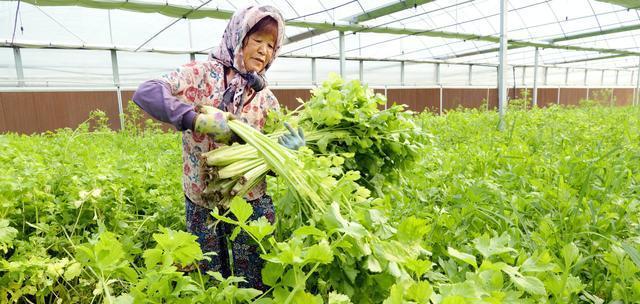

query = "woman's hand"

[
  {"left": 278, "top": 122, "right": 305, "bottom": 150},
  {"left": 194, "top": 106, "right": 236, "bottom": 143}
]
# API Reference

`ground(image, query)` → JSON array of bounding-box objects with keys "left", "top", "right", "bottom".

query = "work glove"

[
  {"left": 278, "top": 122, "right": 305, "bottom": 150},
  {"left": 194, "top": 105, "right": 235, "bottom": 143}
]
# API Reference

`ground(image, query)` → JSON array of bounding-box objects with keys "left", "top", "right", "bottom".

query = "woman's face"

[{"left": 242, "top": 30, "right": 276, "bottom": 73}]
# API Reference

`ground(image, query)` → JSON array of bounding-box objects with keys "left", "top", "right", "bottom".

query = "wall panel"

[{"left": 0, "top": 87, "right": 636, "bottom": 134}]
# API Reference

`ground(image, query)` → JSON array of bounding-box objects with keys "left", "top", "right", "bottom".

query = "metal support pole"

[
  {"left": 187, "top": 19, "right": 193, "bottom": 50},
  {"left": 107, "top": 10, "right": 114, "bottom": 45},
  {"left": 633, "top": 70, "right": 637, "bottom": 105},
  {"left": 111, "top": 49, "right": 125, "bottom": 130},
  {"left": 497, "top": 0, "right": 507, "bottom": 130},
  {"left": 311, "top": 58, "right": 317, "bottom": 86},
  {"left": 486, "top": 88, "right": 490, "bottom": 109},
  {"left": 13, "top": 47, "right": 25, "bottom": 87},
  {"left": 600, "top": 70, "right": 605, "bottom": 86},
  {"left": 611, "top": 88, "right": 615, "bottom": 107},
  {"left": 439, "top": 85, "right": 443, "bottom": 115},
  {"left": 583, "top": 69, "right": 588, "bottom": 86},
  {"left": 586, "top": 87, "right": 590, "bottom": 101},
  {"left": 435, "top": 63, "right": 441, "bottom": 85},
  {"left": 190, "top": 53, "right": 196, "bottom": 62},
  {"left": 359, "top": 60, "right": 363, "bottom": 82},
  {"left": 468, "top": 64, "right": 473, "bottom": 86},
  {"left": 384, "top": 85, "right": 388, "bottom": 109},
  {"left": 400, "top": 61, "right": 405, "bottom": 86},
  {"left": 339, "top": 31, "right": 345, "bottom": 78},
  {"left": 615, "top": 70, "right": 619, "bottom": 86},
  {"left": 635, "top": 57, "right": 640, "bottom": 106},
  {"left": 564, "top": 68, "right": 569, "bottom": 86},
  {"left": 543, "top": 67, "right": 549, "bottom": 86},
  {"left": 557, "top": 87, "right": 561, "bottom": 105},
  {"left": 532, "top": 47, "right": 539, "bottom": 107}
]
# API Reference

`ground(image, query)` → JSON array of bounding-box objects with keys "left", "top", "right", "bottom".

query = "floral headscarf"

[{"left": 209, "top": 5, "right": 285, "bottom": 115}]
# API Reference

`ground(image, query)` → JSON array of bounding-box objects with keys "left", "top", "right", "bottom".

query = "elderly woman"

[{"left": 132, "top": 5, "right": 303, "bottom": 290}]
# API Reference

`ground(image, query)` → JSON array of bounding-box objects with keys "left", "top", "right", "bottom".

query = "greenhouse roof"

[{"left": 1, "top": 0, "right": 640, "bottom": 87}]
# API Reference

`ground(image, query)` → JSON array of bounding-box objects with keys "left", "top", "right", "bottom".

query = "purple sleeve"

[{"left": 132, "top": 79, "right": 198, "bottom": 131}]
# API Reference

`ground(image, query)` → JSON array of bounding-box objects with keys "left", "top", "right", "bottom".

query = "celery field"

[{"left": 1, "top": 102, "right": 640, "bottom": 302}]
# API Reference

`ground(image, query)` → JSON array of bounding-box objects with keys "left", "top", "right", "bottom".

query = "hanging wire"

[
  {"left": 545, "top": 1, "right": 566, "bottom": 38},
  {"left": 196, "top": 0, "right": 357, "bottom": 55},
  {"left": 355, "top": 0, "right": 366, "bottom": 15},
  {"left": 135, "top": 0, "right": 216, "bottom": 52},
  {"left": 10, "top": 0, "right": 22, "bottom": 45},
  {"left": 225, "top": 0, "right": 237, "bottom": 10},
  {"left": 33, "top": 5, "right": 87, "bottom": 44},
  {"left": 18, "top": 5, "right": 24, "bottom": 35},
  {"left": 391, "top": 4, "right": 632, "bottom": 62},
  {"left": 453, "top": 38, "right": 640, "bottom": 68},
  {"left": 327, "top": 0, "right": 550, "bottom": 58},
  {"left": 281, "top": 0, "right": 474, "bottom": 56},
  {"left": 286, "top": 0, "right": 358, "bottom": 21}
]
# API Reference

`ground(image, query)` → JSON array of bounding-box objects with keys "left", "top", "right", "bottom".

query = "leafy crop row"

[{"left": 0, "top": 82, "right": 639, "bottom": 303}]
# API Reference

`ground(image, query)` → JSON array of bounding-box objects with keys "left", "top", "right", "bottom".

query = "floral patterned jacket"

[{"left": 133, "top": 60, "right": 279, "bottom": 208}]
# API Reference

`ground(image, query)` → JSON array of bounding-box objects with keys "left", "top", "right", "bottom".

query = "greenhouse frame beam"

[
  {"left": 550, "top": 23, "right": 640, "bottom": 43},
  {"left": 110, "top": 50, "right": 125, "bottom": 130},
  {"left": 0, "top": 40, "right": 499, "bottom": 67},
  {"left": 636, "top": 57, "right": 640, "bottom": 105},
  {"left": 532, "top": 47, "right": 539, "bottom": 107},
  {"left": 5, "top": 40, "right": 639, "bottom": 72},
  {"left": 20, "top": 0, "right": 235, "bottom": 19},
  {"left": 288, "top": 21, "right": 640, "bottom": 57},
  {"left": 595, "top": 0, "right": 640, "bottom": 9},
  {"left": 18, "top": 0, "right": 434, "bottom": 46},
  {"left": 440, "top": 46, "right": 514, "bottom": 60},
  {"left": 441, "top": 23, "right": 640, "bottom": 60},
  {"left": 339, "top": 31, "right": 346, "bottom": 78},
  {"left": 498, "top": 0, "right": 507, "bottom": 130},
  {"left": 13, "top": 47, "right": 25, "bottom": 87},
  {"left": 547, "top": 54, "right": 628, "bottom": 65},
  {"left": 311, "top": 58, "right": 317, "bottom": 85},
  {"left": 17, "top": 0, "right": 640, "bottom": 59},
  {"left": 286, "top": 0, "right": 435, "bottom": 44},
  {"left": 351, "top": 0, "right": 434, "bottom": 23}
]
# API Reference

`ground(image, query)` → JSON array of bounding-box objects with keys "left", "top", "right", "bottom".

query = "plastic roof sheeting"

[{"left": 1, "top": 0, "right": 640, "bottom": 87}]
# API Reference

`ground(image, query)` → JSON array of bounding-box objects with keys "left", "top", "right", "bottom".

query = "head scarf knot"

[{"left": 209, "top": 5, "right": 285, "bottom": 115}]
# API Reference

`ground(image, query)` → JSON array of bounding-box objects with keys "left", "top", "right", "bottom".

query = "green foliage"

[
  {"left": 394, "top": 106, "right": 640, "bottom": 303},
  {"left": 579, "top": 89, "right": 616, "bottom": 108},
  {"left": 277, "top": 73, "right": 423, "bottom": 193},
  {"left": 1, "top": 84, "right": 639, "bottom": 303},
  {"left": 508, "top": 89, "right": 531, "bottom": 111},
  {"left": 0, "top": 111, "right": 183, "bottom": 303}
]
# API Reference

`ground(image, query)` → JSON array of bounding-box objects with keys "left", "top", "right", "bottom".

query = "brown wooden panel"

[
  {"left": 613, "top": 88, "right": 634, "bottom": 106},
  {"left": 587, "top": 89, "right": 617, "bottom": 106},
  {"left": 386, "top": 88, "right": 440, "bottom": 113},
  {"left": 372, "top": 89, "right": 386, "bottom": 110},
  {"left": 443, "top": 88, "right": 491, "bottom": 110},
  {"left": 559, "top": 88, "right": 588, "bottom": 106},
  {"left": 0, "top": 91, "right": 122, "bottom": 134},
  {"left": 121, "top": 90, "right": 174, "bottom": 131},
  {"left": 1, "top": 87, "right": 636, "bottom": 134},
  {"left": 271, "top": 89, "right": 312, "bottom": 110},
  {"left": 1, "top": 92, "right": 38, "bottom": 134},
  {"left": 487, "top": 88, "right": 498, "bottom": 109},
  {"left": 0, "top": 93, "right": 7, "bottom": 131},
  {"left": 32, "top": 93, "right": 70, "bottom": 131},
  {"left": 537, "top": 88, "right": 559, "bottom": 107},
  {"left": 64, "top": 91, "right": 120, "bottom": 130}
]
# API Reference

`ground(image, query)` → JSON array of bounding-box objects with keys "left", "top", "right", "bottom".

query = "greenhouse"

[{"left": 1, "top": 0, "right": 640, "bottom": 303}]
